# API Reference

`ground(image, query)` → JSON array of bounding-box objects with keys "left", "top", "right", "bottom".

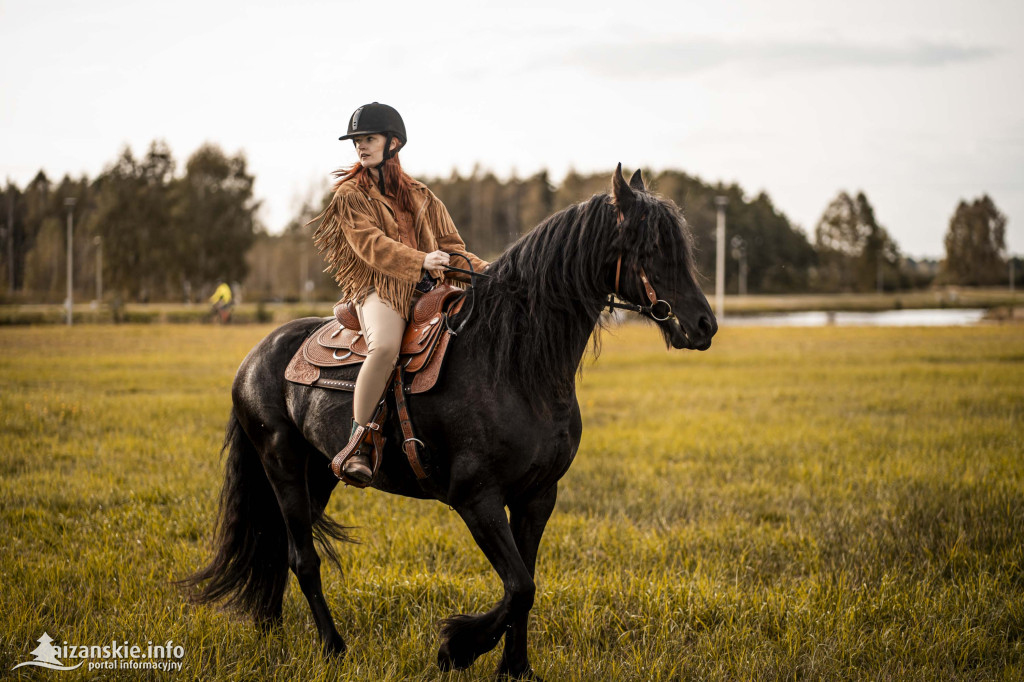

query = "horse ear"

[
  {"left": 629, "top": 168, "right": 645, "bottom": 192},
  {"left": 612, "top": 162, "right": 636, "bottom": 212}
]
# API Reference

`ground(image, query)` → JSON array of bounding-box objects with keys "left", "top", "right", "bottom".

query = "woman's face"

[{"left": 352, "top": 134, "right": 396, "bottom": 168}]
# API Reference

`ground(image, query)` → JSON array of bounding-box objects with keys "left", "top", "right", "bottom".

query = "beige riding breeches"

[{"left": 352, "top": 292, "right": 406, "bottom": 425}]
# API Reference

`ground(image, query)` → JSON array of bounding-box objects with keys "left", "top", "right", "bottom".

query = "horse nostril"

[{"left": 698, "top": 316, "right": 714, "bottom": 337}]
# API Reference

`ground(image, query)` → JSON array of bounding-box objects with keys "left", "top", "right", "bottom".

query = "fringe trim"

[
  {"left": 311, "top": 186, "right": 470, "bottom": 318},
  {"left": 424, "top": 190, "right": 459, "bottom": 239},
  {"left": 312, "top": 192, "right": 417, "bottom": 318},
  {"left": 422, "top": 190, "right": 477, "bottom": 288}
]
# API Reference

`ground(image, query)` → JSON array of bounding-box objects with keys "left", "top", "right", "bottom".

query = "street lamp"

[
  {"left": 64, "top": 197, "right": 77, "bottom": 326},
  {"left": 714, "top": 196, "right": 728, "bottom": 318}
]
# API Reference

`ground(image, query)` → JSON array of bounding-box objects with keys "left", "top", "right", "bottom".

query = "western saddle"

[{"left": 284, "top": 283, "right": 466, "bottom": 487}]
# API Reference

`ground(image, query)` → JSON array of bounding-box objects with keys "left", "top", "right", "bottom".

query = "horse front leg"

[
  {"left": 438, "top": 498, "right": 535, "bottom": 673},
  {"left": 498, "top": 484, "right": 557, "bottom": 680}
]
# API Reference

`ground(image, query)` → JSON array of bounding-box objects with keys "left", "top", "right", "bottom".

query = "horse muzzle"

[{"left": 663, "top": 312, "right": 716, "bottom": 351}]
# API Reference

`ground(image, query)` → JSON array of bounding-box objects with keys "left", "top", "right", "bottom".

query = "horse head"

[{"left": 610, "top": 163, "right": 717, "bottom": 350}]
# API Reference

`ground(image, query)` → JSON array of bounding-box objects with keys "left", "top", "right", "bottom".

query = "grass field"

[{"left": 1, "top": 322, "right": 1022, "bottom": 680}]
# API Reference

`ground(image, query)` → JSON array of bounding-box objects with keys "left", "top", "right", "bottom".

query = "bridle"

[
  {"left": 605, "top": 259, "right": 673, "bottom": 322},
  {"left": 605, "top": 211, "right": 674, "bottom": 322}
]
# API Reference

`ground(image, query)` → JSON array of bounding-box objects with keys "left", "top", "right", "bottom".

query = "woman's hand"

[{"left": 423, "top": 250, "right": 450, "bottom": 279}]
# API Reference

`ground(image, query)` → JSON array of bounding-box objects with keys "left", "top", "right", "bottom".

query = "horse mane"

[{"left": 460, "top": 191, "right": 695, "bottom": 401}]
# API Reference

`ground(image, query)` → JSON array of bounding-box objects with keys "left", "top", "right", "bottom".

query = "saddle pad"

[{"left": 283, "top": 354, "right": 361, "bottom": 392}]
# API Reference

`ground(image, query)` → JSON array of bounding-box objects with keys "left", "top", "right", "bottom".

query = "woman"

[{"left": 312, "top": 102, "right": 488, "bottom": 483}]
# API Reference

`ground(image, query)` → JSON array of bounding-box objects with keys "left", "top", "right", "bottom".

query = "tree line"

[
  {"left": 1, "top": 141, "right": 258, "bottom": 305},
  {"left": 1, "top": 141, "right": 1014, "bottom": 304}
]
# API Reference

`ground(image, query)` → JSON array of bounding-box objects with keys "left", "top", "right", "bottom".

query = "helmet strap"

[{"left": 375, "top": 133, "right": 396, "bottom": 195}]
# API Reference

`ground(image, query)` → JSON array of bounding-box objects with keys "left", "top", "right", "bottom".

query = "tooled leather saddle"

[
  {"left": 284, "top": 283, "right": 465, "bottom": 395},
  {"left": 284, "top": 283, "right": 466, "bottom": 488}
]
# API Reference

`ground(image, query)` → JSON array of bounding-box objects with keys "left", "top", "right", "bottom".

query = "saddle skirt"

[{"left": 285, "top": 284, "right": 465, "bottom": 394}]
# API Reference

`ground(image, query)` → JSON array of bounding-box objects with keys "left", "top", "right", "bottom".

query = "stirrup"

[
  {"left": 331, "top": 402, "right": 387, "bottom": 487},
  {"left": 341, "top": 437, "right": 374, "bottom": 484}
]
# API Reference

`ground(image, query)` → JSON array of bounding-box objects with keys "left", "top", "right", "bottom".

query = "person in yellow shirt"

[{"left": 209, "top": 281, "right": 233, "bottom": 323}]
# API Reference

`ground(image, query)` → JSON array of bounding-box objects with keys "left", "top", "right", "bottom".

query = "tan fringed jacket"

[{"left": 313, "top": 178, "right": 489, "bottom": 319}]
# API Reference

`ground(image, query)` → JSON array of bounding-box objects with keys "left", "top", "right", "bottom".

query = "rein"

[
  {"left": 442, "top": 253, "right": 488, "bottom": 335},
  {"left": 444, "top": 264, "right": 487, "bottom": 280}
]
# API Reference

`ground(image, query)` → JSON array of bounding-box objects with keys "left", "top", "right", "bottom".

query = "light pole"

[
  {"left": 93, "top": 235, "right": 103, "bottom": 303},
  {"left": 715, "top": 196, "right": 728, "bottom": 318},
  {"left": 65, "top": 197, "right": 77, "bottom": 326}
]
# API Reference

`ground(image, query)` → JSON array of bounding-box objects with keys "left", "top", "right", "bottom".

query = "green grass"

[{"left": 1, "top": 324, "right": 1022, "bottom": 680}]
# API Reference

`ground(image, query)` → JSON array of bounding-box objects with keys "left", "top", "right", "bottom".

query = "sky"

[{"left": 2, "top": 0, "right": 1021, "bottom": 259}]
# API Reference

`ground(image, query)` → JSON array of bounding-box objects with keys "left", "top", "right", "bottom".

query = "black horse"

[{"left": 184, "top": 165, "right": 716, "bottom": 679}]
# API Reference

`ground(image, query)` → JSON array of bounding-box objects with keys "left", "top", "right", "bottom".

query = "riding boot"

[
  {"left": 339, "top": 419, "right": 374, "bottom": 484},
  {"left": 332, "top": 375, "right": 392, "bottom": 485}
]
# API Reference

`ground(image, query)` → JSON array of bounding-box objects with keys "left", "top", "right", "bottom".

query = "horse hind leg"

[
  {"left": 438, "top": 498, "right": 536, "bottom": 673},
  {"left": 257, "top": 426, "right": 348, "bottom": 657}
]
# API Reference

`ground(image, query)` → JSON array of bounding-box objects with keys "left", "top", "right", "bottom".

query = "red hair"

[{"left": 334, "top": 153, "right": 418, "bottom": 214}]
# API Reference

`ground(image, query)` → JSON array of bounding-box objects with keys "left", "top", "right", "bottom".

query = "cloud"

[{"left": 565, "top": 38, "right": 999, "bottom": 79}]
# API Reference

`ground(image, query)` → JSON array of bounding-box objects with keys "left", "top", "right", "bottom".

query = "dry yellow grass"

[{"left": 1, "top": 323, "right": 1022, "bottom": 680}]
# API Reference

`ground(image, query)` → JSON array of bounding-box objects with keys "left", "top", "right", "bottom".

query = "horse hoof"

[
  {"left": 323, "top": 638, "right": 347, "bottom": 659},
  {"left": 437, "top": 640, "right": 475, "bottom": 671}
]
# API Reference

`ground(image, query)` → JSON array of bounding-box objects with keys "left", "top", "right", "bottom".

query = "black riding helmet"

[{"left": 339, "top": 102, "right": 407, "bottom": 162}]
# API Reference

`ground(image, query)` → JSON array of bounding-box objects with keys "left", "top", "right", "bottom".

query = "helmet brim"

[{"left": 339, "top": 131, "right": 406, "bottom": 145}]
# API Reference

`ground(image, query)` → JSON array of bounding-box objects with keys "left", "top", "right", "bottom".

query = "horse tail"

[{"left": 179, "top": 409, "right": 288, "bottom": 624}]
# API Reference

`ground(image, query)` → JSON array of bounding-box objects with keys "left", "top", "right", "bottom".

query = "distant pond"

[{"left": 723, "top": 308, "right": 988, "bottom": 327}]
